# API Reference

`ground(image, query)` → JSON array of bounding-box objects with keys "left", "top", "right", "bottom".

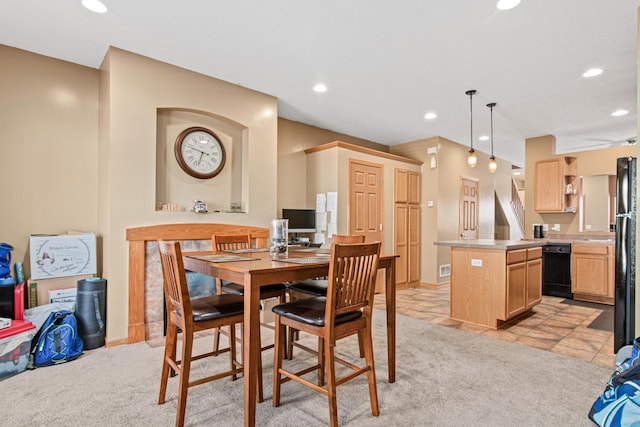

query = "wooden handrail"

[{"left": 510, "top": 179, "right": 525, "bottom": 234}]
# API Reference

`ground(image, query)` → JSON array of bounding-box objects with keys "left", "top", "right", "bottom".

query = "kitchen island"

[{"left": 435, "top": 240, "right": 545, "bottom": 328}]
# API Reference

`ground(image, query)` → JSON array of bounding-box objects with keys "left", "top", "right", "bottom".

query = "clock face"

[{"left": 174, "top": 127, "right": 226, "bottom": 179}]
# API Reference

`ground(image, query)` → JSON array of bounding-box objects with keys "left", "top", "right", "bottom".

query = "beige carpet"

[{"left": 2, "top": 311, "right": 611, "bottom": 426}]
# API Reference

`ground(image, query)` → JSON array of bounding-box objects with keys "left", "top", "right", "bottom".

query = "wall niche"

[{"left": 156, "top": 108, "right": 247, "bottom": 213}]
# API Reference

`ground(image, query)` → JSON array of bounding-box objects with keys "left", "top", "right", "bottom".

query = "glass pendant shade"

[
  {"left": 489, "top": 156, "right": 497, "bottom": 173},
  {"left": 468, "top": 149, "right": 477, "bottom": 168},
  {"left": 466, "top": 89, "right": 477, "bottom": 168}
]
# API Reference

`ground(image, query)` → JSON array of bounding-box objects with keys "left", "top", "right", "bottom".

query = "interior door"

[
  {"left": 349, "top": 159, "right": 384, "bottom": 291},
  {"left": 459, "top": 177, "right": 479, "bottom": 240},
  {"left": 349, "top": 159, "right": 383, "bottom": 243}
]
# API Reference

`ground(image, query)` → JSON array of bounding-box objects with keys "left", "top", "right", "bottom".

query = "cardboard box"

[
  {"left": 0, "top": 327, "right": 35, "bottom": 381},
  {"left": 27, "top": 275, "right": 93, "bottom": 307},
  {"left": 29, "top": 233, "right": 97, "bottom": 280},
  {"left": 260, "top": 297, "right": 278, "bottom": 324},
  {"left": 48, "top": 288, "right": 77, "bottom": 304}
]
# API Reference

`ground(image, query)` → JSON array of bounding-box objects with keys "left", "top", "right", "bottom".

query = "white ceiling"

[{"left": 1, "top": 0, "right": 638, "bottom": 168}]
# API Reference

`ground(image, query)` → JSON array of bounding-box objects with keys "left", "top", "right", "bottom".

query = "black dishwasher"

[{"left": 542, "top": 243, "right": 573, "bottom": 299}]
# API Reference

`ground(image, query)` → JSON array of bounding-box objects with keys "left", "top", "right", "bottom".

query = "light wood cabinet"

[
  {"left": 394, "top": 169, "right": 420, "bottom": 288},
  {"left": 448, "top": 244, "right": 543, "bottom": 329},
  {"left": 505, "top": 247, "right": 542, "bottom": 319},
  {"left": 533, "top": 156, "right": 578, "bottom": 213},
  {"left": 572, "top": 243, "right": 614, "bottom": 305}
]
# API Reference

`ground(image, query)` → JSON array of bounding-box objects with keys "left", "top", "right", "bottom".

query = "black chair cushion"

[
  {"left": 222, "top": 282, "right": 286, "bottom": 297},
  {"left": 287, "top": 279, "right": 328, "bottom": 297},
  {"left": 272, "top": 296, "right": 362, "bottom": 327},
  {"left": 190, "top": 294, "right": 244, "bottom": 322}
]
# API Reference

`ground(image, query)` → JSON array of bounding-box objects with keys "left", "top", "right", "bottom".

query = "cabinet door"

[
  {"left": 526, "top": 258, "right": 542, "bottom": 308},
  {"left": 408, "top": 171, "right": 420, "bottom": 204},
  {"left": 394, "top": 169, "right": 408, "bottom": 203},
  {"left": 533, "top": 158, "right": 563, "bottom": 212},
  {"left": 408, "top": 204, "right": 420, "bottom": 284},
  {"left": 394, "top": 203, "right": 408, "bottom": 287},
  {"left": 506, "top": 261, "right": 527, "bottom": 319},
  {"left": 572, "top": 253, "right": 609, "bottom": 296}
]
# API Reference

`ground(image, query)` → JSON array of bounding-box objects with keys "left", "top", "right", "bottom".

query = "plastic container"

[{"left": 75, "top": 278, "right": 107, "bottom": 350}]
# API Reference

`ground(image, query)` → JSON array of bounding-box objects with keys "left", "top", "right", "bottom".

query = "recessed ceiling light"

[
  {"left": 424, "top": 112, "right": 437, "bottom": 120},
  {"left": 313, "top": 83, "right": 327, "bottom": 93},
  {"left": 82, "top": 0, "right": 107, "bottom": 13},
  {"left": 582, "top": 68, "right": 603, "bottom": 78},
  {"left": 611, "top": 109, "right": 629, "bottom": 117},
  {"left": 479, "top": 135, "right": 489, "bottom": 141},
  {"left": 496, "top": 0, "right": 521, "bottom": 11}
]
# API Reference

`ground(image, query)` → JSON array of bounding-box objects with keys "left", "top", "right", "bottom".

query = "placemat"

[
  {"left": 276, "top": 256, "right": 331, "bottom": 265},
  {"left": 187, "top": 254, "right": 259, "bottom": 263},
  {"left": 223, "top": 248, "right": 270, "bottom": 254},
  {"left": 290, "top": 248, "right": 331, "bottom": 254}
]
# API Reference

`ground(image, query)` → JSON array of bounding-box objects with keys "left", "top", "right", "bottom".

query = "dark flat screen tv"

[{"left": 282, "top": 209, "right": 316, "bottom": 233}]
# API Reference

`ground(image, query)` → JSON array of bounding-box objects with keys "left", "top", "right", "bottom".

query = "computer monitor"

[{"left": 282, "top": 209, "right": 316, "bottom": 233}]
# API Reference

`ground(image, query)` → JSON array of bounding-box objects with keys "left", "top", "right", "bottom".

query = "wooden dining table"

[{"left": 182, "top": 247, "right": 397, "bottom": 427}]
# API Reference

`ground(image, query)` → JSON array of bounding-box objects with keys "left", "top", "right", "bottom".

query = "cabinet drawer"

[
  {"left": 573, "top": 244, "right": 609, "bottom": 255},
  {"left": 507, "top": 249, "right": 527, "bottom": 264},
  {"left": 527, "top": 247, "right": 542, "bottom": 260}
]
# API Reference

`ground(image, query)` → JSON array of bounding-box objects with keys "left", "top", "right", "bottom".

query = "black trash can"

[{"left": 76, "top": 278, "right": 107, "bottom": 350}]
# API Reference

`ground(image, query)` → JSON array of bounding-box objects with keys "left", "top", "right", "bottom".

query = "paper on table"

[{"left": 314, "top": 233, "right": 325, "bottom": 244}]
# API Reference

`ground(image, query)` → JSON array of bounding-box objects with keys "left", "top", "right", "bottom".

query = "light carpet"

[{"left": 2, "top": 311, "right": 611, "bottom": 426}]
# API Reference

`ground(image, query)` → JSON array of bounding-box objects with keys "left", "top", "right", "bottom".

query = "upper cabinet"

[{"left": 533, "top": 156, "right": 578, "bottom": 213}]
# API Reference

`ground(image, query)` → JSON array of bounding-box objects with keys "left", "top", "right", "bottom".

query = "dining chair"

[
  {"left": 286, "top": 234, "right": 365, "bottom": 359},
  {"left": 211, "top": 233, "right": 288, "bottom": 401},
  {"left": 157, "top": 240, "right": 245, "bottom": 427},
  {"left": 272, "top": 241, "right": 381, "bottom": 427}
]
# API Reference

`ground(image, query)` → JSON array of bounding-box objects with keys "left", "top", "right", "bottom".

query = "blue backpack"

[
  {"left": 29, "top": 310, "right": 84, "bottom": 368},
  {"left": 589, "top": 357, "right": 640, "bottom": 426}
]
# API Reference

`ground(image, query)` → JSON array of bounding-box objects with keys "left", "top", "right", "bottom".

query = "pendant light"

[
  {"left": 487, "top": 102, "right": 497, "bottom": 173},
  {"left": 466, "top": 90, "right": 477, "bottom": 168}
]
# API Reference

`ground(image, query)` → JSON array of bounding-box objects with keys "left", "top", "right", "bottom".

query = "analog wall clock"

[{"left": 174, "top": 127, "right": 226, "bottom": 179}]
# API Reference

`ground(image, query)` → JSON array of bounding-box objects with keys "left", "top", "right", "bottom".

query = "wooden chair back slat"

[
  {"left": 327, "top": 242, "right": 380, "bottom": 318},
  {"left": 212, "top": 234, "right": 252, "bottom": 252},
  {"left": 158, "top": 240, "right": 192, "bottom": 327}
]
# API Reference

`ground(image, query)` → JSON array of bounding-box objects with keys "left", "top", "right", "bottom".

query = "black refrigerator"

[{"left": 614, "top": 156, "right": 637, "bottom": 353}]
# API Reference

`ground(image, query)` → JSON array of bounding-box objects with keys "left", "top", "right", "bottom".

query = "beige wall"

[
  {"left": 277, "top": 118, "right": 387, "bottom": 212},
  {"left": 524, "top": 135, "right": 636, "bottom": 237},
  {"left": 391, "top": 136, "right": 516, "bottom": 284},
  {"left": 305, "top": 144, "right": 421, "bottom": 255},
  {"left": 0, "top": 45, "right": 100, "bottom": 279},
  {"left": 99, "top": 48, "right": 279, "bottom": 342}
]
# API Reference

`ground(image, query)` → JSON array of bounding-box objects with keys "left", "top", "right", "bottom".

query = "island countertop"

[{"left": 434, "top": 239, "right": 546, "bottom": 250}]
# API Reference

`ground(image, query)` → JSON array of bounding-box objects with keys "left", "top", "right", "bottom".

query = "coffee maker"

[{"left": 533, "top": 224, "right": 548, "bottom": 239}]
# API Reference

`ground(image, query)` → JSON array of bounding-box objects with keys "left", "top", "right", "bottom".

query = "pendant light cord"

[{"left": 487, "top": 102, "right": 497, "bottom": 157}]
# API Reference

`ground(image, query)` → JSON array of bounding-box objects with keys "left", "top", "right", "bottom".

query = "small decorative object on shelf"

[
  {"left": 157, "top": 202, "right": 184, "bottom": 211},
  {"left": 566, "top": 184, "right": 573, "bottom": 194},
  {"left": 229, "top": 202, "right": 243, "bottom": 212},
  {"left": 192, "top": 200, "right": 208, "bottom": 213}
]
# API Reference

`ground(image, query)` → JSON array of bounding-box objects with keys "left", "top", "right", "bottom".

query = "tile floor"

[{"left": 374, "top": 285, "right": 616, "bottom": 367}]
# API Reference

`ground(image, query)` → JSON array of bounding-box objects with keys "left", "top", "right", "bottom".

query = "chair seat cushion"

[
  {"left": 272, "top": 296, "right": 362, "bottom": 327},
  {"left": 190, "top": 294, "right": 244, "bottom": 322},
  {"left": 287, "top": 279, "right": 328, "bottom": 297},
  {"left": 222, "top": 282, "right": 286, "bottom": 297}
]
